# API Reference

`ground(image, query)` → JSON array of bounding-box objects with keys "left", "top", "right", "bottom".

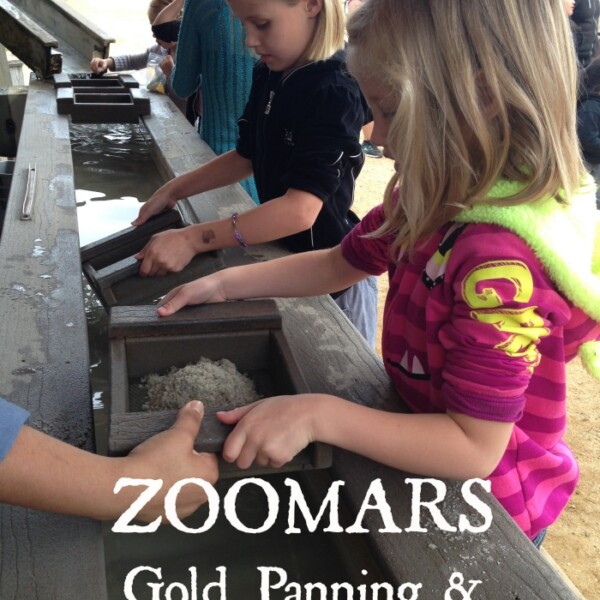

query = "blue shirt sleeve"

[{"left": 0, "top": 397, "right": 29, "bottom": 461}]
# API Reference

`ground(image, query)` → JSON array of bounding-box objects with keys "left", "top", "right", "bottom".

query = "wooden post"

[
  {"left": 10, "top": 0, "right": 114, "bottom": 60},
  {"left": 0, "top": 0, "right": 61, "bottom": 79}
]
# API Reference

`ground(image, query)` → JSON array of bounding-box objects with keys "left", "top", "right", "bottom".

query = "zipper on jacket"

[{"left": 265, "top": 90, "right": 275, "bottom": 115}]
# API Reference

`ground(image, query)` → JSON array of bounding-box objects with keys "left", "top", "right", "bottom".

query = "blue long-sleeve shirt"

[
  {"left": 0, "top": 398, "right": 29, "bottom": 461},
  {"left": 172, "top": 0, "right": 258, "bottom": 202}
]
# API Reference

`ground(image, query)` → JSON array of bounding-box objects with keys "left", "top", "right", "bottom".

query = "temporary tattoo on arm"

[{"left": 202, "top": 229, "right": 216, "bottom": 245}]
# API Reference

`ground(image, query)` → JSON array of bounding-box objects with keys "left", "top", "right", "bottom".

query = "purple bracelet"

[{"left": 231, "top": 212, "right": 247, "bottom": 248}]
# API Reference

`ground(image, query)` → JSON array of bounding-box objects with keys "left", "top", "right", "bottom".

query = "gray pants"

[{"left": 334, "top": 275, "right": 379, "bottom": 348}]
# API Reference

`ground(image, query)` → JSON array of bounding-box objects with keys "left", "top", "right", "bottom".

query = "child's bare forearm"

[
  {"left": 135, "top": 152, "right": 252, "bottom": 227},
  {"left": 0, "top": 404, "right": 218, "bottom": 521},
  {"left": 153, "top": 0, "right": 184, "bottom": 24},
  {"left": 170, "top": 150, "right": 252, "bottom": 199},
  {"left": 0, "top": 426, "right": 126, "bottom": 520},
  {"left": 314, "top": 397, "right": 512, "bottom": 480},
  {"left": 156, "top": 246, "right": 368, "bottom": 316},
  {"left": 218, "top": 392, "right": 511, "bottom": 479},
  {"left": 219, "top": 246, "right": 366, "bottom": 300}
]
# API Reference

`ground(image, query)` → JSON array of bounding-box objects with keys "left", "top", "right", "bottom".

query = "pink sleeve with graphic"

[{"left": 439, "top": 226, "right": 572, "bottom": 422}]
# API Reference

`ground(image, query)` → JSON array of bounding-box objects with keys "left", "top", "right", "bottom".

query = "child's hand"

[
  {"left": 156, "top": 274, "right": 228, "bottom": 316},
  {"left": 160, "top": 55, "right": 175, "bottom": 79},
  {"left": 136, "top": 228, "right": 196, "bottom": 276},
  {"left": 90, "top": 57, "right": 112, "bottom": 74},
  {"left": 217, "top": 395, "right": 319, "bottom": 469},
  {"left": 119, "top": 401, "right": 218, "bottom": 523},
  {"left": 132, "top": 185, "right": 178, "bottom": 227}
]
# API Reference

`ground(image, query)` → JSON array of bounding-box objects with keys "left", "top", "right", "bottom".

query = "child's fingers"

[
  {"left": 219, "top": 402, "right": 270, "bottom": 467},
  {"left": 132, "top": 202, "right": 158, "bottom": 227},
  {"left": 134, "top": 400, "right": 205, "bottom": 455},
  {"left": 131, "top": 207, "right": 150, "bottom": 227},
  {"left": 156, "top": 285, "right": 181, "bottom": 308},
  {"left": 216, "top": 403, "right": 257, "bottom": 424},
  {"left": 221, "top": 428, "right": 250, "bottom": 465},
  {"left": 169, "top": 400, "right": 205, "bottom": 441},
  {"left": 170, "top": 402, "right": 219, "bottom": 482},
  {"left": 156, "top": 285, "right": 190, "bottom": 316}
]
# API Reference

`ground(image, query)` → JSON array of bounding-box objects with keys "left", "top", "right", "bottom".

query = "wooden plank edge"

[{"left": 540, "top": 549, "right": 587, "bottom": 600}]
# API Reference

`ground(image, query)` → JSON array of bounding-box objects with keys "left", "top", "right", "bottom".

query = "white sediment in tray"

[{"left": 141, "top": 356, "right": 261, "bottom": 411}]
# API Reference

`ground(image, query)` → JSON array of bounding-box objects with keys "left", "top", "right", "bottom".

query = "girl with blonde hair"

[
  {"left": 133, "top": 0, "right": 377, "bottom": 346},
  {"left": 155, "top": 0, "right": 600, "bottom": 546}
]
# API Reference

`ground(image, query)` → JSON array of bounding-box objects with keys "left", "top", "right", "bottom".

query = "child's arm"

[
  {"left": 153, "top": 0, "right": 183, "bottom": 25},
  {"left": 160, "top": 54, "right": 175, "bottom": 79},
  {"left": 0, "top": 402, "right": 218, "bottom": 522},
  {"left": 218, "top": 394, "right": 513, "bottom": 480},
  {"left": 156, "top": 245, "right": 368, "bottom": 315},
  {"left": 132, "top": 150, "right": 253, "bottom": 227},
  {"left": 90, "top": 57, "right": 115, "bottom": 74},
  {"left": 136, "top": 187, "right": 324, "bottom": 276}
]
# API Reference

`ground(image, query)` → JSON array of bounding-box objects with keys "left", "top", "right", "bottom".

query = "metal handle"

[{"left": 20, "top": 163, "right": 36, "bottom": 221}]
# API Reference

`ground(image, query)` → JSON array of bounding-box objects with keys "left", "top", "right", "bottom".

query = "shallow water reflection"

[
  {"left": 71, "top": 122, "right": 164, "bottom": 454},
  {"left": 72, "top": 122, "right": 162, "bottom": 247}
]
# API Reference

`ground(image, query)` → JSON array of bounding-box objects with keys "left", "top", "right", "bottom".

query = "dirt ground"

[{"left": 353, "top": 155, "right": 599, "bottom": 600}]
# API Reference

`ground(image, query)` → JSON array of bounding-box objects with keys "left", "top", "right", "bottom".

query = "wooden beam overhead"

[{"left": 0, "top": 0, "right": 61, "bottom": 79}]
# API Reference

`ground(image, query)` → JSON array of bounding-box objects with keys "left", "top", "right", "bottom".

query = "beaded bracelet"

[{"left": 231, "top": 212, "right": 247, "bottom": 248}]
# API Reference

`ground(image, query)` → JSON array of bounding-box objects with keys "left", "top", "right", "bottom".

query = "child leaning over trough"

[
  {"left": 90, "top": 0, "right": 187, "bottom": 117},
  {"left": 132, "top": 0, "right": 378, "bottom": 347},
  {"left": 155, "top": 0, "right": 600, "bottom": 547}
]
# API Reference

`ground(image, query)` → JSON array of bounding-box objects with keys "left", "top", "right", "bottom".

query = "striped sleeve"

[
  {"left": 439, "top": 225, "right": 572, "bottom": 421},
  {"left": 341, "top": 204, "right": 394, "bottom": 276}
]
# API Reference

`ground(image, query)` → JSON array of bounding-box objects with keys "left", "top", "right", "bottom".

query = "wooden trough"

[
  {"left": 53, "top": 72, "right": 150, "bottom": 123},
  {"left": 0, "top": 81, "right": 585, "bottom": 600},
  {"left": 108, "top": 300, "right": 332, "bottom": 476},
  {"left": 79, "top": 208, "right": 245, "bottom": 309}
]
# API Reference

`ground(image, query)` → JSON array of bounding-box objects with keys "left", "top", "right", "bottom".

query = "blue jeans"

[
  {"left": 531, "top": 528, "right": 547, "bottom": 549},
  {"left": 334, "top": 276, "right": 378, "bottom": 348}
]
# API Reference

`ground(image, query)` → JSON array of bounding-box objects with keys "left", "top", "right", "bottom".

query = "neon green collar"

[
  {"left": 453, "top": 177, "right": 600, "bottom": 378},
  {"left": 454, "top": 177, "right": 600, "bottom": 320}
]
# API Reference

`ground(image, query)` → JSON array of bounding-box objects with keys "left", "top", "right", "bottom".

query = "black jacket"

[
  {"left": 577, "top": 94, "right": 600, "bottom": 162},
  {"left": 236, "top": 51, "right": 367, "bottom": 253},
  {"left": 572, "top": 0, "right": 600, "bottom": 67}
]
